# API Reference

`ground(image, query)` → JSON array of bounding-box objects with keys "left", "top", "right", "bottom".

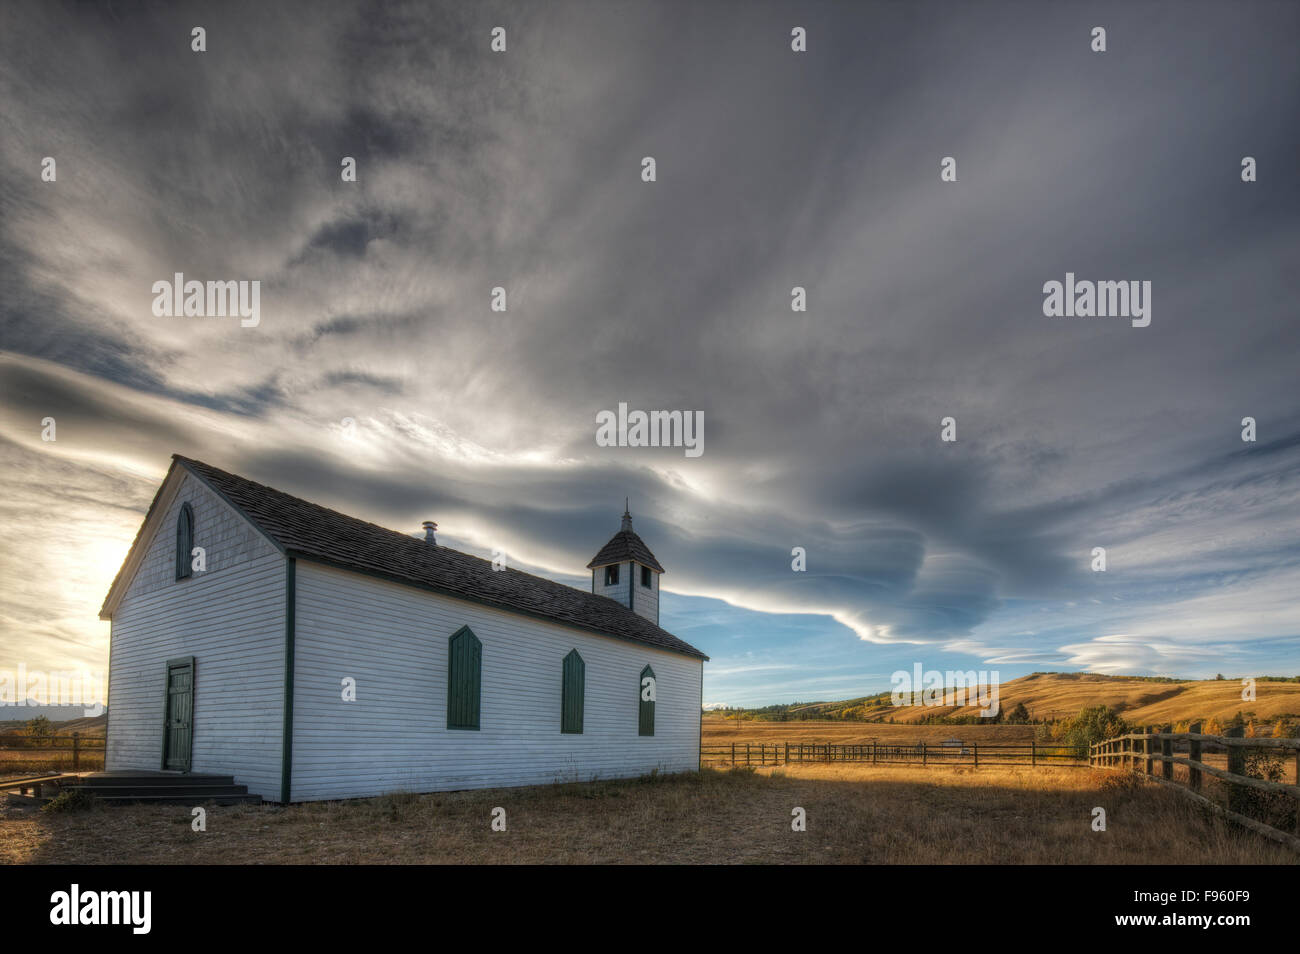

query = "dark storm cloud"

[{"left": 1, "top": 0, "right": 1298, "bottom": 676}]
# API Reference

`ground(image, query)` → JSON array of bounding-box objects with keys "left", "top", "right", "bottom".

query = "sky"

[{"left": 1, "top": 0, "right": 1298, "bottom": 709}]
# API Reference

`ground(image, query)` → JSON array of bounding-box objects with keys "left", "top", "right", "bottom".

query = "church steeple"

[{"left": 587, "top": 503, "right": 664, "bottom": 625}]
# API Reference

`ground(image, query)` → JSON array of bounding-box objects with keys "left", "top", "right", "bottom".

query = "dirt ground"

[{"left": 3, "top": 763, "right": 1292, "bottom": 865}]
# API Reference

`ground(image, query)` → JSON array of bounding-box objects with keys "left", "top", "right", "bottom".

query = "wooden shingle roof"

[
  {"left": 586, "top": 529, "right": 665, "bottom": 573},
  {"left": 173, "top": 456, "right": 706, "bottom": 660}
]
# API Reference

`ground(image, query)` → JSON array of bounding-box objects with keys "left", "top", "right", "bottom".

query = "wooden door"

[{"left": 162, "top": 659, "right": 194, "bottom": 771}]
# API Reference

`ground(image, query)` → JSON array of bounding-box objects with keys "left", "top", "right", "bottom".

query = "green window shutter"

[
  {"left": 639, "top": 664, "right": 656, "bottom": 736},
  {"left": 447, "top": 626, "right": 482, "bottom": 730},
  {"left": 561, "top": 649, "right": 585, "bottom": 734},
  {"left": 175, "top": 502, "right": 194, "bottom": 580}
]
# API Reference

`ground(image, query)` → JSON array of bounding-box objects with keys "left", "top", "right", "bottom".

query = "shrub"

[
  {"left": 41, "top": 787, "right": 97, "bottom": 813},
  {"left": 1234, "top": 751, "right": 1294, "bottom": 832},
  {"left": 1100, "top": 768, "right": 1144, "bottom": 800},
  {"left": 1061, "top": 705, "right": 1128, "bottom": 759}
]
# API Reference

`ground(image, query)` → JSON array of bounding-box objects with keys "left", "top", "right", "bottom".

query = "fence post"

[
  {"left": 746, "top": 743, "right": 751, "bottom": 766},
  {"left": 1031, "top": 740, "right": 1036, "bottom": 767},
  {"left": 1161, "top": 726, "right": 1173, "bottom": 780},
  {"left": 1225, "top": 725, "right": 1245, "bottom": 814},
  {"left": 1144, "top": 726, "right": 1153, "bottom": 776},
  {"left": 731, "top": 742, "right": 735, "bottom": 766},
  {"left": 785, "top": 741, "right": 789, "bottom": 765},
  {"left": 973, "top": 742, "right": 978, "bottom": 768},
  {"left": 1188, "top": 722, "right": 1202, "bottom": 792},
  {"left": 72, "top": 731, "right": 80, "bottom": 771},
  {"left": 921, "top": 742, "right": 927, "bottom": 766},
  {"left": 871, "top": 742, "right": 876, "bottom": 764}
]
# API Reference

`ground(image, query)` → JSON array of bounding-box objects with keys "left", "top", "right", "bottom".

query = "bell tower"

[{"left": 587, "top": 501, "right": 664, "bottom": 625}]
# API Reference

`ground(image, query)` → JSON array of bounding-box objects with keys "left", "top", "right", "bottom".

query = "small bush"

[
  {"left": 1234, "top": 751, "right": 1295, "bottom": 831},
  {"left": 41, "top": 787, "right": 98, "bottom": 813},
  {"left": 1061, "top": 705, "right": 1129, "bottom": 758},
  {"left": 1099, "top": 769, "right": 1143, "bottom": 800}
]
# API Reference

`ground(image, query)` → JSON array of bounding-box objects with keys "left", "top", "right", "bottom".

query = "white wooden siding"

[
  {"left": 291, "top": 561, "right": 702, "bottom": 801},
  {"left": 106, "top": 471, "right": 286, "bottom": 798},
  {"left": 632, "top": 565, "right": 659, "bottom": 625},
  {"left": 592, "top": 561, "right": 631, "bottom": 608}
]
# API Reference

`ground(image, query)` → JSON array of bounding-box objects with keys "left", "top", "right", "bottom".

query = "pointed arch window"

[
  {"left": 175, "top": 502, "right": 194, "bottom": 581},
  {"left": 561, "top": 649, "right": 585, "bottom": 734},
  {"left": 639, "top": 664, "right": 656, "bottom": 736},
  {"left": 447, "top": 626, "right": 482, "bottom": 730}
]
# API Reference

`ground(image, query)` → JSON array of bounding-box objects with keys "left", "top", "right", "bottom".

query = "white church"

[{"left": 99, "top": 456, "right": 707, "bottom": 802}]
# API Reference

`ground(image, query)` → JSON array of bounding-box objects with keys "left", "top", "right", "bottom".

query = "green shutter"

[
  {"left": 561, "top": 649, "right": 585, "bottom": 734},
  {"left": 447, "top": 626, "right": 482, "bottom": 730},
  {"left": 639, "top": 664, "right": 656, "bottom": 736}
]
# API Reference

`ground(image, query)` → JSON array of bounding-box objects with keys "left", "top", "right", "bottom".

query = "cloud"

[{"left": 2, "top": 0, "right": 1299, "bottom": 693}]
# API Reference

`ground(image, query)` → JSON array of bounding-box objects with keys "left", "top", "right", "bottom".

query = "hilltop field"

[{"left": 707, "top": 671, "right": 1300, "bottom": 733}]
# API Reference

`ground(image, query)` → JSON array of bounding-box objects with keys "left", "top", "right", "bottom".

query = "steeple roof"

[{"left": 586, "top": 506, "right": 665, "bottom": 573}]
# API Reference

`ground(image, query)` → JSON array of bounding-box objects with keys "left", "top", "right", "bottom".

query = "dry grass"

[
  {"left": 755, "top": 672, "right": 1300, "bottom": 725},
  {"left": 703, "top": 717, "right": 1038, "bottom": 745},
  {"left": 0, "top": 751, "right": 105, "bottom": 777},
  {"left": 2, "top": 763, "right": 1292, "bottom": 865}
]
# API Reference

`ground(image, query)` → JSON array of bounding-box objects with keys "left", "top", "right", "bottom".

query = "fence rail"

[
  {"left": 0, "top": 732, "right": 105, "bottom": 773},
  {"left": 1090, "top": 723, "right": 1300, "bottom": 852},
  {"left": 702, "top": 740, "right": 1086, "bottom": 768}
]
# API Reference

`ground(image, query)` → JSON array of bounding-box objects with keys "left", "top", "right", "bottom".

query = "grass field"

[
  {"left": 3, "top": 763, "right": 1292, "bottom": 865},
  {"left": 703, "top": 716, "right": 1040, "bottom": 745},
  {"left": 745, "top": 671, "right": 1300, "bottom": 726}
]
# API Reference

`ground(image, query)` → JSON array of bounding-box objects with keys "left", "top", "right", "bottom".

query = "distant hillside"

[
  {"left": 0, "top": 712, "right": 107, "bottom": 735},
  {"left": 714, "top": 672, "right": 1300, "bottom": 727}
]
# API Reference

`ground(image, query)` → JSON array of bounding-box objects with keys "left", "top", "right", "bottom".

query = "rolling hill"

[{"left": 719, "top": 672, "right": 1300, "bottom": 727}]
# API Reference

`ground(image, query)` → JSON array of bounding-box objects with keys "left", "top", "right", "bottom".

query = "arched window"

[
  {"left": 175, "top": 503, "right": 194, "bottom": 581},
  {"left": 639, "top": 664, "right": 656, "bottom": 736},
  {"left": 446, "top": 626, "right": 482, "bottom": 730},
  {"left": 561, "top": 649, "right": 585, "bottom": 734}
]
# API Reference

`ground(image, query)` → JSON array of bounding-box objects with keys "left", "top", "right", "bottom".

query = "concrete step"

[
  {"left": 73, "top": 783, "right": 252, "bottom": 797},
  {"left": 74, "top": 774, "right": 237, "bottom": 788},
  {"left": 91, "top": 792, "right": 262, "bottom": 806},
  {"left": 65, "top": 773, "right": 260, "bottom": 805}
]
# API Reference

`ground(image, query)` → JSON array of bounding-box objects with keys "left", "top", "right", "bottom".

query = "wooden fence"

[
  {"left": 1090, "top": 722, "right": 1300, "bottom": 852},
  {"left": 0, "top": 732, "right": 105, "bottom": 775},
  {"left": 702, "top": 740, "right": 1085, "bottom": 768}
]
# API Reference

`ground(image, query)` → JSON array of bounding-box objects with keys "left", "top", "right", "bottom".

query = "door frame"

[{"left": 160, "top": 656, "right": 196, "bottom": 772}]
